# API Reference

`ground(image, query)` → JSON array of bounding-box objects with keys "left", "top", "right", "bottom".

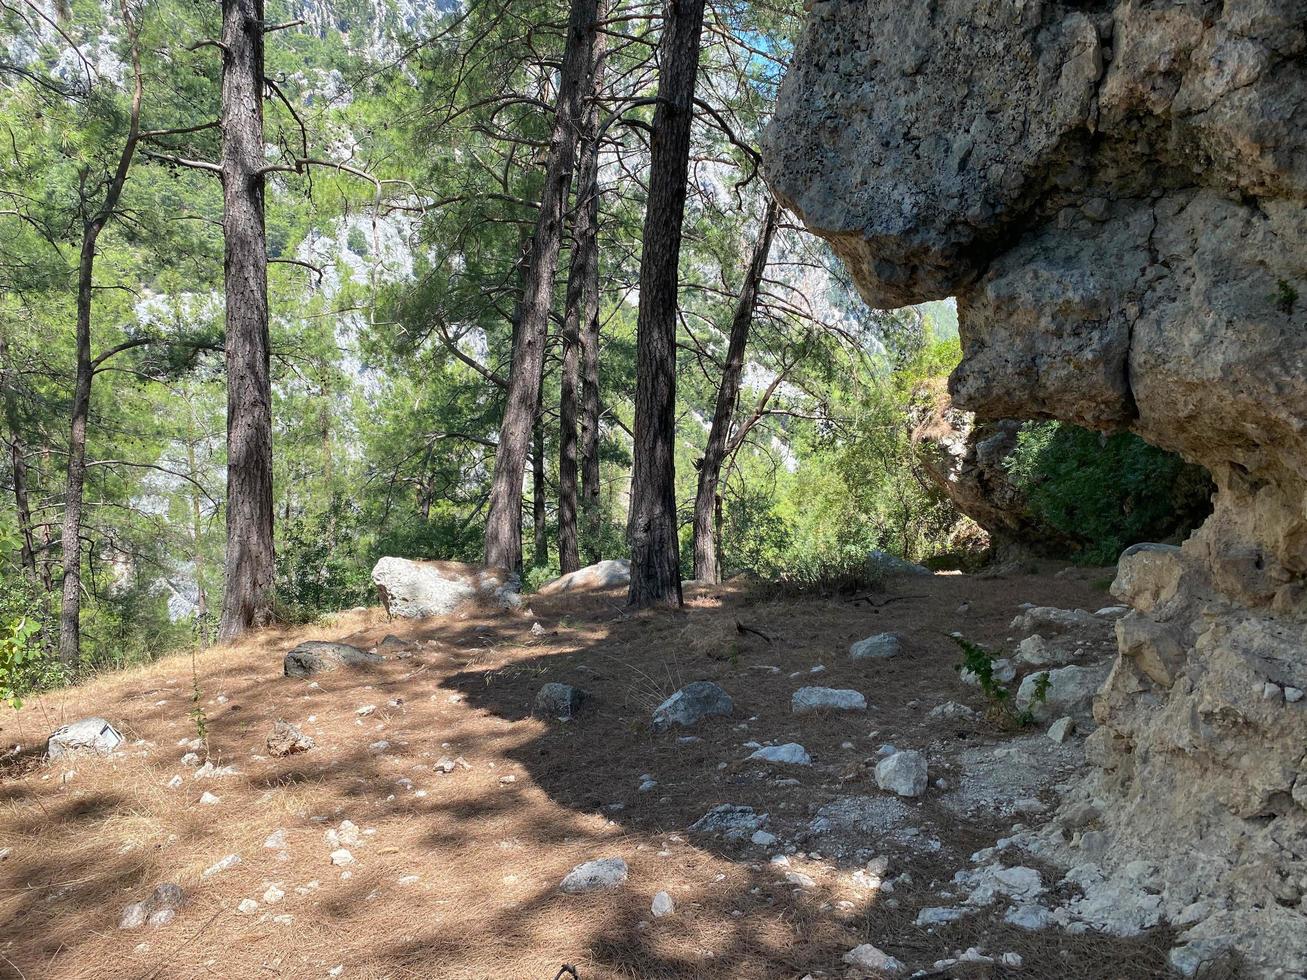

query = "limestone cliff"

[{"left": 764, "top": 1, "right": 1307, "bottom": 974}]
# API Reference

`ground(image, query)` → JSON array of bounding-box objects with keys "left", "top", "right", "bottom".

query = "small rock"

[
  {"left": 652, "top": 681, "right": 733, "bottom": 732},
  {"left": 928, "top": 701, "right": 976, "bottom": 721},
  {"left": 751, "top": 830, "right": 777, "bottom": 846},
  {"left": 651, "top": 890, "right": 674, "bottom": 917},
  {"left": 534, "top": 682, "right": 587, "bottom": 720},
  {"left": 198, "top": 791, "right": 220, "bottom": 806},
  {"left": 843, "top": 944, "right": 904, "bottom": 974},
  {"left": 147, "top": 908, "right": 175, "bottom": 928},
  {"left": 264, "top": 829, "right": 288, "bottom": 850},
  {"left": 1287, "top": 686, "right": 1304, "bottom": 703},
  {"left": 1261, "top": 681, "right": 1281, "bottom": 701},
  {"left": 960, "top": 658, "right": 1015, "bottom": 686},
  {"left": 203, "top": 854, "right": 241, "bottom": 877},
  {"left": 283, "top": 641, "right": 383, "bottom": 678},
  {"left": 1047, "top": 716, "right": 1075, "bottom": 743},
  {"left": 266, "top": 720, "right": 314, "bottom": 757},
  {"left": 237, "top": 898, "right": 259, "bottom": 914},
  {"left": 791, "top": 687, "right": 866, "bottom": 715},
  {"left": 329, "top": 849, "right": 355, "bottom": 866},
  {"left": 747, "top": 743, "right": 811, "bottom": 766},
  {"left": 875, "top": 750, "right": 928, "bottom": 798},
  {"left": 47, "top": 717, "right": 124, "bottom": 759},
  {"left": 916, "top": 906, "right": 967, "bottom": 926},
  {"left": 560, "top": 857, "right": 628, "bottom": 894},
  {"left": 690, "top": 804, "right": 767, "bottom": 838},
  {"left": 119, "top": 902, "right": 150, "bottom": 929},
  {"left": 166, "top": 775, "right": 183, "bottom": 789},
  {"left": 849, "top": 632, "right": 901, "bottom": 660}
]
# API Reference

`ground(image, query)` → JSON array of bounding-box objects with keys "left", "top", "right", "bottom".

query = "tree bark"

[
  {"left": 482, "top": 0, "right": 599, "bottom": 572},
  {"left": 532, "top": 405, "right": 548, "bottom": 567},
  {"left": 58, "top": 8, "right": 143, "bottom": 666},
  {"left": 626, "top": 0, "right": 708, "bottom": 608},
  {"left": 217, "top": 0, "right": 276, "bottom": 640},
  {"left": 691, "top": 200, "right": 780, "bottom": 584},
  {"left": 0, "top": 330, "right": 37, "bottom": 584},
  {"left": 558, "top": 32, "right": 607, "bottom": 575}
]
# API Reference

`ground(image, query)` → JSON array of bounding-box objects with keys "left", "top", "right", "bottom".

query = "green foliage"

[
  {"left": 1006, "top": 421, "right": 1213, "bottom": 564},
  {"left": 952, "top": 637, "right": 1047, "bottom": 729},
  {"left": 276, "top": 498, "right": 375, "bottom": 620},
  {"left": 0, "top": 616, "right": 45, "bottom": 709}
]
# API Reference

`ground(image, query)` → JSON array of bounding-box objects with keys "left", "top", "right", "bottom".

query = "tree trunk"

[
  {"left": 626, "top": 0, "right": 708, "bottom": 608},
  {"left": 218, "top": 0, "right": 276, "bottom": 640},
  {"left": 58, "top": 11, "right": 142, "bottom": 667},
  {"left": 692, "top": 200, "right": 780, "bottom": 584},
  {"left": 482, "top": 0, "right": 599, "bottom": 572},
  {"left": 558, "top": 33, "right": 607, "bottom": 575},
  {"left": 0, "top": 331, "right": 37, "bottom": 584},
  {"left": 532, "top": 406, "right": 548, "bottom": 567}
]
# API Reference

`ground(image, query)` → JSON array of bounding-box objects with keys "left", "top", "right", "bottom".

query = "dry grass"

[{"left": 0, "top": 569, "right": 1186, "bottom": 979}]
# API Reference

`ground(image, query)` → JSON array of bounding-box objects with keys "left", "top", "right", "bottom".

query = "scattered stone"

[
  {"left": 747, "top": 743, "right": 811, "bottom": 766},
  {"left": 843, "top": 943, "right": 904, "bottom": 974},
  {"left": 266, "top": 720, "right": 314, "bottom": 757},
  {"left": 875, "top": 750, "right": 928, "bottom": 798},
  {"left": 203, "top": 854, "right": 240, "bottom": 878},
  {"left": 534, "top": 682, "right": 588, "bottom": 720},
  {"left": 264, "top": 829, "right": 288, "bottom": 850},
  {"left": 1004, "top": 904, "right": 1051, "bottom": 930},
  {"left": 560, "top": 857, "right": 628, "bottom": 894},
  {"left": 47, "top": 717, "right": 124, "bottom": 759},
  {"left": 368, "top": 740, "right": 390, "bottom": 754},
  {"left": 638, "top": 775, "right": 658, "bottom": 793},
  {"left": 791, "top": 687, "right": 866, "bottom": 715},
  {"left": 751, "top": 830, "right": 777, "bottom": 847},
  {"left": 193, "top": 760, "right": 240, "bottom": 779},
  {"left": 283, "top": 641, "right": 383, "bottom": 678},
  {"left": 916, "top": 906, "right": 968, "bottom": 926},
  {"left": 237, "top": 898, "right": 259, "bottom": 914},
  {"left": 147, "top": 909, "right": 175, "bottom": 928},
  {"left": 538, "top": 559, "right": 631, "bottom": 595},
  {"left": 371, "top": 556, "right": 520, "bottom": 618},
  {"left": 119, "top": 902, "right": 150, "bottom": 930},
  {"left": 785, "top": 870, "right": 816, "bottom": 888},
  {"left": 1169, "top": 939, "right": 1234, "bottom": 978},
  {"left": 1287, "top": 686, "right": 1304, "bottom": 703},
  {"left": 850, "top": 632, "right": 902, "bottom": 660},
  {"left": 180, "top": 752, "right": 200, "bottom": 767},
  {"left": 198, "top": 791, "right": 220, "bottom": 806},
  {"left": 329, "top": 849, "right": 355, "bottom": 866},
  {"left": 434, "top": 756, "right": 471, "bottom": 773},
  {"left": 651, "top": 890, "right": 674, "bottom": 917},
  {"left": 651, "top": 681, "right": 733, "bottom": 732},
  {"left": 263, "top": 884, "right": 285, "bottom": 904},
  {"left": 690, "top": 804, "right": 767, "bottom": 838},
  {"left": 1010, "top": 606, "right": 1096, "bottom": 634},
  {"left": 928, "top": 701, "right": 976, "bottom": 721},
  {"left": 166, "top": 775, "right": 183, "bottom": 789},
  {"left": 1047, "top": 716, "right": 1075, "bottom": 743},
  {"left": 377, "top": 635, "right": 408, "bottom": 652},
  {"left": 955, "top": 863, "right": 1043, "bottom": 905}
]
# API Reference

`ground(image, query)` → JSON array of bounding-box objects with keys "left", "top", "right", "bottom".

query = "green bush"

[
  {"left": 276, "top": 497, "right": 375, "bottom": 619},
  {"left": 1005, "top": 421, "right": 1213, "bottom": 564}
]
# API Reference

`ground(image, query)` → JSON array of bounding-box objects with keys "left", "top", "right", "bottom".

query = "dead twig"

[{"left": 734, "top": 620, "right": 773, "bottom": 644}]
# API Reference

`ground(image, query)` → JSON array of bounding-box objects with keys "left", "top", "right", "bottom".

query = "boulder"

[
  {"left": 747, "top": 743, "right": 811, "bottom": 766},
  {"left": 651, "top": 681, "right": 733, "bottom": 733},
  {"left": 266, "top": 720, "right": 314, "bottom": 757},
  {"left": 559, "top": 857, "right": 628, "bottom": 894},
  {"left": 874, "top": 750, "right": 928, "bottom": 798},
  {"left": 1016, "top": 664, "right": 1110, "bottom": 725},
  {"left": 47, "top": 717, "right": 124, "bottom": 759},
  {"left": 370, "top": 557, "right": 520, "bottom": 618},
  {"left": 534, "top": 682, "right": 587, "bottom": 721},
  {"left": 537, "top": 559, "right": 631, "bottom": 595},
  {"left": 867, "top": 550, "right": 930, "bottom": 577},
  {"left": 792, "top": 687, "right": 866, "bottom": 715},
  {"left": 849, "top": 632, "right": 902, "bottom": 661},
  {"left": 283, "top": 641, "right": 382, "bottom": 678}
]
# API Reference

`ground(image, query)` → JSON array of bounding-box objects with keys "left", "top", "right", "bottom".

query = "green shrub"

[
  {"left": 952, "top": 637, "right": 1047, "bottom": 729},
  {"left": 1005, "top": 421, "right": 1212, "bottom": 564},
  {"left": 276, "top": 497, "right": 374, "bottom": 619}
]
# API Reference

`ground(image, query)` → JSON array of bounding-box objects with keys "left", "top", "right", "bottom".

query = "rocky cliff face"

[{"left": 764, "top": 1, "right": 1307, "bottom": 973}]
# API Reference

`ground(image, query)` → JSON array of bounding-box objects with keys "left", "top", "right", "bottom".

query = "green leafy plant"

[
  {"left": 0, "top": 616, "right": 42, "bottom": 708},
  {"left": 952, "top": 637, "right": 1048, "bottom": 729}
]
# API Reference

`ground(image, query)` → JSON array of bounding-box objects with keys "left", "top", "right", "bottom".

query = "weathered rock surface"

[
  {"left": 534, "top": 682, "right": 587, "bottom": 720},
  {"left": 47, "top": 717, "right": 124, "bottom": 759},
  {"left": 747, "top": 743, "right": 811, "bottom": 766},
  {"left": 559, "top": 857, "right": 628, "bottom": 894},
  {"left": 791, "top": 686, "right": 866, "bottom": 715},
  {"left": 875, "top": 750, "right": 928, "bottom": 798},
  {"left": 766, "top": 1, "right": 1307, "bottom": 972},
  {"left": 867, "top": 550, "right": 930, "bottom": 577},
  {"left": 537, "top": 559, "right": 630, "bottom": 595},
  {"left": 283, "top": 641, "right": 383, "bottom": 678},
  {"left": 849, "top": 631, "right": 902, "bottom": 661},
  {"left": 266, "top": 720, "right": 314, "bottom": 757},
  {"left": 371, "top": 557, "right": 520, "bottom": 618},
  {"left": 651, "top": 681, "right": 733, "bottom": 732}
]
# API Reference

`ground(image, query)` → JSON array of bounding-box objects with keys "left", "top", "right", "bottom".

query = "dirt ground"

[{"left": 0, "top": 565, "right": 1179, "bottom": 979}]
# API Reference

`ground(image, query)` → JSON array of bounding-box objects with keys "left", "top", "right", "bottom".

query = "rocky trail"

[{"left": 0, "top": 562, "right": 1215, "bottom": 979}]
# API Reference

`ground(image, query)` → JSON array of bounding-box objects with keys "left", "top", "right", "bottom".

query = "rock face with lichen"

[{"left": 764, "top": 2, "right": 1306, "bottom": 974}]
